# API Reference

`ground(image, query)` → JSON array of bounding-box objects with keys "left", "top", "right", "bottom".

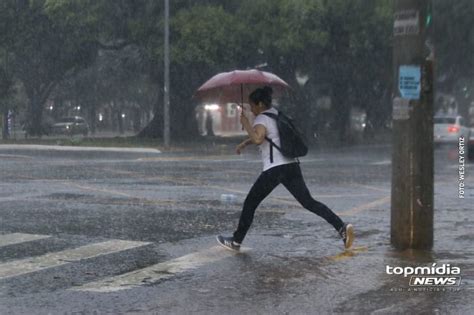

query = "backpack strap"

[
  {"left": 269, "top": 138, "right": 273, "bottom": 163},
  {"left": 262, "top": 112, "right": 278, "bottom": 119},
  {"left": 262, "top": 112, "right": 281, "bottom": 164},
  {"left": 264, "top": 136, "right": 282, "bottom": 164}
]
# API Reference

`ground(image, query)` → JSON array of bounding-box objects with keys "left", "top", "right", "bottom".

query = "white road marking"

[
  {"left": 72, "top": 246, "right": 241, "bottom": 292},
  {"left": 0, "top": 154, "right": 32, "bottom": 159},
  {"left": 350, "top": 183, "right": 390, "bottom": 193},
  {"left": 0, "top": 240, "right": 151, "bottom": 280},
  {"left": 370, "top": 160, "right": 391, "bottom": 166},
  {"left": 0, "top": 233, "right": 51, "bottom": 248},
  {"left": 0, "top": 144, "right": 160, "bottom": 154},
  {"left": 338, "top": 196, "right": 391, "bottom": 216}
]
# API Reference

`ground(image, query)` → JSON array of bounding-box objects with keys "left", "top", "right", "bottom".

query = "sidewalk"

[
  {"left": 0, "top": 132, "right": 393, "bottom": 156},
  {"left": 0, "top": 144, "right": 161, "bottom": 154}
]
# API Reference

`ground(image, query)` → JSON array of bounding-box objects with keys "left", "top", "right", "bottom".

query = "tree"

[
  {"left": 342, "top": 0, "right": 393, "bottom": 131},
  {"left": 0, "top": 49, "right": 15, "bottom": 139},
  {"left": 138, "top": 4, "right": 248, "bottom": 139},
  {"left": 0, "top": 0, "right": 396, "bottom": 141},
  {"left": 235, "top": 0, "right": 329, "bottom": 139},
  {"left": 434, "top": 0, "right": 474, "bottom": 118},
  {"left": 0, "top": 0, "right": 101, "bottom": 136},
  {"left": 236, "top": 0, "right": 393, "bottom": 142},
  {"left": 434, "top": 0, "right": 473, "bottom": 87},
  {"left": 313, "top": 0, "right": 393, "bottom": 141}
]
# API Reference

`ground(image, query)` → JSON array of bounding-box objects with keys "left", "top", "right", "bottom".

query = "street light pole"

[
  {"left": 163, "top": 0, "right": 170, "bottom": 147},
  {"left": 391, "top": 0, "right": 434, "bottom": 250},
  {"left": 1, "top": 50, "right": 10, "bottom": 140}
]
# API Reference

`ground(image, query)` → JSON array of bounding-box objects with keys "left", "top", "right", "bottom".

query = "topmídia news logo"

[{"left": 386, "top": 263, "right": 462, "bottom": 287}]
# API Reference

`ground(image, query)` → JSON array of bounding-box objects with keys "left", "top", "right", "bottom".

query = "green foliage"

[
  {"left": 236, "top": 0, "right": 328, "bottom": 67},
  {"left": 0, "top": 50, "right": 14, "bottom": 106},
  {"left": 0, "top": 0, "right": 104, "bottom": 135},
  {"left": 4, "top": 0, "right": 470, "bottom": 140},
  {"left": 434, "top": 0, "right": 474, "bottom": 86},
  {"left": 171, "top": 5, "right": 243, "bottom": 70}
]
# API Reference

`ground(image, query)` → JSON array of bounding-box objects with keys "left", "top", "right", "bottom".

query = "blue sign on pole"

[{"left": 399, "top": 65, "right": 421, "bottom": 100}]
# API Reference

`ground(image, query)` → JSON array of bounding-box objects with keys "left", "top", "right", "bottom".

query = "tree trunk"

[
  {"left": 116, "top": 109, "right": 124, "bottom": 135},
  {"left": 26, "top": 90, "right": 44, "bottom": 137},
  {"left": 292, "top": 85, "right": 313, "bottom": 143},
  {"left": 132, "top": 106, "right": 141, "bottom": 133},
  {"left": 2, "top": 107, "right": 8, "bottom": 140},
  {"left": 137, "top": 112, "right": 163, "bottom": 138},
  {"left": 331, "top": 84, "right": 351, "bottom": 143},
  {"left": 137, "top": 100, "right": 163, "bottom": 139},
  {"left": 88, "top": 104, "right": 96, "bottom": 135}
]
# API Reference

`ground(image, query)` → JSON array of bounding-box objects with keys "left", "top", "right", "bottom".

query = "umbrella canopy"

[{"left": 194, "top": 69, "right": 291, "bottom": 104}]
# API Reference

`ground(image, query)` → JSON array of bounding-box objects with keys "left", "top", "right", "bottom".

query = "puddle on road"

[{"left": 326, "top": 246, "right": 369, "bottom": 262}]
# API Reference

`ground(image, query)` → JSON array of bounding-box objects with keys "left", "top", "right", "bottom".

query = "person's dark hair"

[{"left": 249, "top": 86, "right": 273, "bottom": 108}]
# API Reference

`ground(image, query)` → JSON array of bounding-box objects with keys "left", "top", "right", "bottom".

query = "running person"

[{"left": 217, "top": 86, "right": 354, "bottom": 251}]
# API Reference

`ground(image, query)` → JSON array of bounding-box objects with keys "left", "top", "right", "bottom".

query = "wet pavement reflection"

[{"left": 0, "top": 144, "right": 472, "bottom": 314}]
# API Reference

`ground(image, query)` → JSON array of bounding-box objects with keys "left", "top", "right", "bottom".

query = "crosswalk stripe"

[
  {"left": 72, "top": 246, "right": 237, "bottom": 292},
  {"left": 0, "top": 240, "right": 151, "bottom": 280},
  {"left": 0, "top": 233, "right": 51, "bottom": 248},
  {"left": 370, "top": 160, "right": 391, "bottom": 165}
]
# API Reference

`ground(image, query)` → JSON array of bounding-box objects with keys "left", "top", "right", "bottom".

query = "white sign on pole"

[
  {"left": 394, "top": 10, "right": 419, "bottom": 36},
  {"left": 393, "top": 97, "right": 411, "bottom": 120}
]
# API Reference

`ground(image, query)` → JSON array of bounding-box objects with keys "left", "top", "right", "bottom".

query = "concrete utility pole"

[
  {"left": 163, "top": 0, "right": 170, "bottom": 147},
  {"left": 391, "top": 0, "right": 434, "bottom": 250}
]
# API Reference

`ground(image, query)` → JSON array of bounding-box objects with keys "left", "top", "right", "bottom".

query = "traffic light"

[
  {"left": 426, "top": 13, "right": 432, "bottom": 27},
  {"left": 425, "top": 2, "right": 432, "bottom": 27}
]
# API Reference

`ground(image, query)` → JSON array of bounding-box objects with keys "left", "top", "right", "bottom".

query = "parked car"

[
  {"left": 433, "top": 115, "right": 470, "bottom": 144},
  {"left": 51, "top": 116, "right": 89, "bottom": 136}
]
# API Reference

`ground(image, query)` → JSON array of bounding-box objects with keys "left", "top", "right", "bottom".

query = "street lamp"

[
  {"left": 295, "top": 70, "right": 309, "bottom": 87},
  {"left": 204, "top": 104, "right": 219, "bottom": 111},
  {"left": 163, "top": 0, "right": 170, "bottom": 147}
]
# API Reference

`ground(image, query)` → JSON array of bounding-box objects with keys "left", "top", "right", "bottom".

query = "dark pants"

[{"left": 233, "top": 162, "right": 344, "bottom": 244}]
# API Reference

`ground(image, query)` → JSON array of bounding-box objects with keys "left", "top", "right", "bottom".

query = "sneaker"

[
  {"left": 339, "top": 223, "right": 354, "bottom": 249},
  {"left": 216, "top": 235, "right": 241, "bottom": 252}
]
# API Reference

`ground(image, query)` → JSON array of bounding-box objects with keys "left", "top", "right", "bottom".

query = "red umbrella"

[{"left": 194, "top": 69, "right": 291, "bottom": 105}]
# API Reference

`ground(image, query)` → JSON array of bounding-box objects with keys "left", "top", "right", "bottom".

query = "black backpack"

[{"left": 262, "top": 111, "right": 308, "bottom": 163}]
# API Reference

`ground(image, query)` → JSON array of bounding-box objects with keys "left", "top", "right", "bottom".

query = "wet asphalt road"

[{"left": 0, "top": 143, "right": 472, "bottom": 314}]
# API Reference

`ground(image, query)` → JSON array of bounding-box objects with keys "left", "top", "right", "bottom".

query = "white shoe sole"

[{"left": 216, "top": 235, "right": 240, "bottom": 252}]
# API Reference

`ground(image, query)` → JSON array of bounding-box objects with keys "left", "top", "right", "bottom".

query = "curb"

[{"left": 0, "top": 144, "right": 161, "bottom": 154}]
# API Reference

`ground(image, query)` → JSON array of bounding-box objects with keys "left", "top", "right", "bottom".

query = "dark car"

[{"left": 51, "top": 116, "right": 89, "bottom": 136}]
